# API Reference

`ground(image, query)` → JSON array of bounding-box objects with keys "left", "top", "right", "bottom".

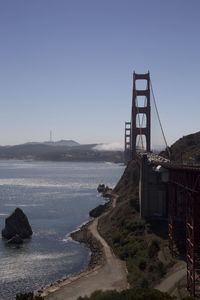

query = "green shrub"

[
  {"left": 129, "top": 196, "right": 139, "bottom": 211},
  {"left": 16, "top": 293, "right": 43, "bottom": 300},
  {"left": 124, "top": 219, "right": 146, "bottom": 233},
  {"left": 78, "top": 288, "right": 177, "bottom": 300},
  {"left": 148, "top": 239, "right": 160, "bottom": 258},
  {"left": 138, "top": 259, "right": 147, "bottom": 270},
  {"left": 156, "top": 261, "right": 166, "bottom": 276},
  {"left": 112, "top": 232, "right": 121, "bottom": 244}
]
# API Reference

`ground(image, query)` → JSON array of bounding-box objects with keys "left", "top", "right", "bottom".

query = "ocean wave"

[
  {"left": 31, "top": 252, "right": 76, "bottom": 260},
  {"left": 4, "top": 203, "right": 43, "bottom": 207},
  {"left": 34, "top": 229, "right": 57, "bottom": 236},
  {"left": 0, "top": 213, "right": 8, "bottom": 216},
  {"left": 0, "top": 178, "right": 97, "bottom": 189}
]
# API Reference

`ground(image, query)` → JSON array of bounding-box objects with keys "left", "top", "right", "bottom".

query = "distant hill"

[
  {"left": 0, "top": 142, "right": 123, "bottom": 163},
  {"left": 162, "top": 131, "right": 200, "bottom": 162},
  {"left": 43, "top": 140, "right": 80, "bottom": 147}
]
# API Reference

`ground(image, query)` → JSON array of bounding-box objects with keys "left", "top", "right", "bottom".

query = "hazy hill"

[
  {"left": 0, "top": 142, "right": 123, "bottom": 163},
  {"left": 43, "top": 140, "right": 80, "bottom": 147}
]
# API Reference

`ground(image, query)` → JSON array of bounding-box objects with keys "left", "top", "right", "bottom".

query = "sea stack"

[{"left": 2, "top": 208, "right": 32, "bottom": 240}]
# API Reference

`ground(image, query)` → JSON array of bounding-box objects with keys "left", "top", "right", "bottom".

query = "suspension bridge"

[{"left": 124, "top": 72, "right": 200, "bottom": 297}]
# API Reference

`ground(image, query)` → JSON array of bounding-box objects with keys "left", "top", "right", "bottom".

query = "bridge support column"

[
  {"left": 124, "top": 121, "right": 131, "bottom": 164},
  {"left": 139, "top": 154, "right": 148, "bottom": 218},
  {"left": 168, "top": 183, "right": 176, "bottom": 255},
  {"left": 186, "top": 192, "right": 200, "bottom": 297}
]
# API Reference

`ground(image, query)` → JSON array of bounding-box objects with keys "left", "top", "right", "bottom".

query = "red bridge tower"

[{"left": 131, "top": 72, "right": 151, "bottom": 159}]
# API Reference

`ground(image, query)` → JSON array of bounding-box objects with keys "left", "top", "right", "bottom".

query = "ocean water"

[{"left": 0, "top": 160, "right": 124, "bottom": 300}]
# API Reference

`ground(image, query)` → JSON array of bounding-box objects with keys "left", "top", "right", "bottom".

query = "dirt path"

[
  {"left": 41, "top": 196, "right": 128, "bottom": 300},
  {"left": 155, "top": 261, "right": 187, "bottom": 294}
]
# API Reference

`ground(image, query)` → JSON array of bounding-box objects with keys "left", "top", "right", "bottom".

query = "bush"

[
  {"left": 138, "top": 259, "right": 147, "bottom": 270},
  {"left": 148, "top": 239, "right": 160, "bottom": 258},
  {"left": 156, "top": 261, "right": 166, "bottom": 276},
  {"left": 89, "top": 204, "right": 108, "bottom": 218},
  {"left": 112, "top": 232, "right": 121, "bottom": 244},
  {"left": 124, "top": 219, "right": 146, "bottom": 233},
  {"left": 78, "top": 288, "right": 176, "bottom": 300},
  {"left": 16, "top": 293, "right": 43, "bottom": 300},
  {"left": 130, "top": 196, "right": 139, "bottom": 211}
]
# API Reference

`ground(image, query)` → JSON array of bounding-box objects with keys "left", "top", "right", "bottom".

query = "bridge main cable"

[{"left": 150, "top": 78, "right": 170, "bottom": 156}]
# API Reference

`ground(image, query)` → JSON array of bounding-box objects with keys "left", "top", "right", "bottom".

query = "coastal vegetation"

[
  {"left": 89, "top": 203, "right": 110, "bottom": 218},
  {"left": 77, "top": 288, "right": 194, "bottom": 300},
  {"left": 16, "top": 292, "right": 43, "bottom": 300},
  {"left": 98, "top": 161, "right": 173, "bottom": 288}
]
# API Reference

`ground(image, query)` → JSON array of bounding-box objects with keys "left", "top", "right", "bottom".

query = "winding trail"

[{"left": 41, "top": 196, "right": 128, "bottom": 300}]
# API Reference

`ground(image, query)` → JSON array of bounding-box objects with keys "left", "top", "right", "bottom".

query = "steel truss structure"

[{"left": 169, "top": 169, "right": 200, "bottom": 296}]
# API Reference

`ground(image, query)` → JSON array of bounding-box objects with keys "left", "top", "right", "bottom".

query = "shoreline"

[
  {"left": 36, "top": 218, "right": 105, "bottom": 298},
  {"left": 37, "top": 194, "right": 128, "bottom": 299},
  {"left": 70, "top": 220, "right": 105, "bottom": 270}
]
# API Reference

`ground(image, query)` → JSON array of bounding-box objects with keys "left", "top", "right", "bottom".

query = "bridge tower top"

[{"left": 131, "top": 72, "right": 151, "bottom": 159}]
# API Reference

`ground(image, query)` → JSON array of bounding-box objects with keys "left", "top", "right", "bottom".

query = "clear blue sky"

[{"left": 0, "top": 0, "right": 200, "bottom": 147}]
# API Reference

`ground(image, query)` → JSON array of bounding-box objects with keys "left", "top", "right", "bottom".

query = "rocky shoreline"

[
  {"left": 37, "top": 187, "right": 112, "bottom": 298},
  {"left": 70, "top": 221, "right": 105, "bottom": 269},
  {"left": 69, "top": 185, "right": 112, "bottom": 269}
]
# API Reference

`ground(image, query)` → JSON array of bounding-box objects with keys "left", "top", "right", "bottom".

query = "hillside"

[
  {"left": 43, "top": 140, "right": 80, "bottom": 147},
  {"left": 95, "top": 132, "right": 200, "bottom": 297},
  {"left": 98, "top": 161, "right": 173, "bottom": 289},
  {"left": 162, "top": 131, "right": 200, "bottom": 162}
]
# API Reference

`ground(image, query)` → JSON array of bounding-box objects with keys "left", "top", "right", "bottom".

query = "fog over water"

[{"left": 0, "top": 160, "right": 124, "bottom": 299}]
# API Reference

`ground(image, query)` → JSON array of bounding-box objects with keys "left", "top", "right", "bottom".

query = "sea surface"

[{"left": 0, "top": 160, "right": 124, "bottom": 300}]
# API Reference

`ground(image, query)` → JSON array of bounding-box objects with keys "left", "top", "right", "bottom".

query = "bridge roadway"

[
  {"left": 137, "top": 152, "right": 200, "bottom": 171},
  {"left": 136, "top": 151, "right": 200, "bottom": 297}
]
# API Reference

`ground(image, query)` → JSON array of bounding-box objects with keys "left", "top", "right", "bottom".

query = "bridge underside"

[
  {"left": 169, "top": 169, "right": 200, "bottom": 297},
  {"left": 137, "top": 153, "right": 200, "bottom": 296}
]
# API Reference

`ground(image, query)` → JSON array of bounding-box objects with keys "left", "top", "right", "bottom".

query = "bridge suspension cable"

[{"left": 150, "top": 78, "right": 170, "bottom": 157}]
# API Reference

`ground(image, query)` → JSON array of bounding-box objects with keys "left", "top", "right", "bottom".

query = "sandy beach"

[{"left": 37, "top": 195, "right": 128, "bottom": 300}]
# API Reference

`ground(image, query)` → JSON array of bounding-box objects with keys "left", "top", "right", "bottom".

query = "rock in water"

[
  {"left": 2, "top": 208, "right": 32, "bottom": 239},
  {"left": 7, "top": 234, "right": 23, "bottom": 244}
]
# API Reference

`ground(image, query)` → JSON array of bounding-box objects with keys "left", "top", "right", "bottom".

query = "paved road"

[{"left": 42, "top": 196, "right": 128, "bottom": 300}]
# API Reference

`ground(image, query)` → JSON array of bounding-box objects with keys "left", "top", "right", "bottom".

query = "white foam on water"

[
  {"left": 62, "top": 236, "right": 73, "bottom": 242},
  {"left": 34, "top": 229, "right": 57, "bottom": 236},
  {"left": 30, "top": 252, "right": 76, "bottom": 261}
]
